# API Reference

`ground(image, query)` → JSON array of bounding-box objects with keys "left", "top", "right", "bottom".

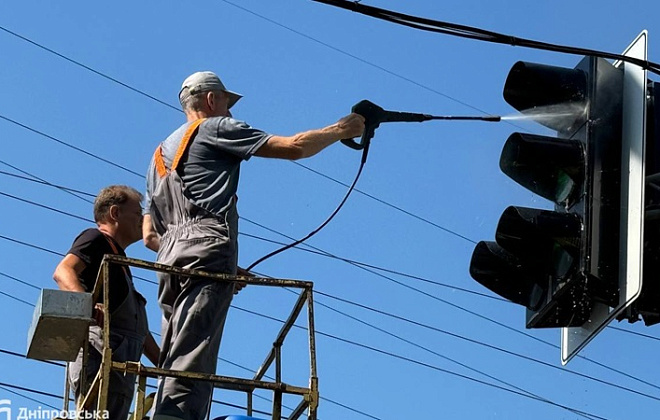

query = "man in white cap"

[{"left": 143, "top": 71, "right": 364, "bottom": 420}]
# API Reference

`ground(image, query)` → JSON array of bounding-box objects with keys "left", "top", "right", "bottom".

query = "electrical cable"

[
  {"left": 291, "top": 161, "right": 477, "bottom": 244},
  {"left": 233, "top": 305, "right": 612, "bottom": 420},
  {"left": 1, "top": 18, "right": 656, "bottom": 412},
  {"left": 246, "top": 153, "right": 366, "bottom": 271},
  {"left": 312, "top": 0, "right": 660, "bottom": 75},
  {"left": 0, "top": 25, "right": 487, "bottom": 251},
  {"left": 0, "top": 385, "right": 60, "bottom": 411},
  {"left": 0, "top": 160, "right": 93, "bottom": 204},
  {"left": 0, "top": 276, "right": 380, "bottom": 420},
  {"left": 0, "top": 114, "right": 143, "bottom": 179},
  {"left": 0, "top": 178, "right": 491, "bottom": 298},
  {"left": 0, "top": 167, "right": 496, "bottom": 301},
  {"left": 0, "top": 191, "right": 93, "bottom": 224},
  {"left": 0, "top": 26, "right": 181, "bottom": 113},
  {"left": 0, "top": 290, "right": 33, "bottom": 307},
  {"left": 608, "top": 325, "right": 660, "bottom": 342},
  {"left": 310, "top": 292, "right": 597, "bottom": 420},
  {"left": 0, "top": 348, "right": 65, "bottom": 368},
  {"left": 0, "top": 199, "right": 660, "bottom": 389},
  {"left": 0, "top": 169, "right": 95, "bottom": 198},
  {"left": 3, "top": 256, "right": 659, "bottom": 415},
  {"left": 241, "top": 230, "right": 505, "bottom": 301},
  {"left": 0, "top": 382, "right": 62, "bottom": 402},
  {"left": 310, "top": 289, "right": 660, "bottom": 398}
]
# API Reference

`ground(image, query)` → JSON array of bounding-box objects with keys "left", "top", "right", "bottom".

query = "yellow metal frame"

[{"left": 72, "top": 254, "right": 319, "bottom": 420}]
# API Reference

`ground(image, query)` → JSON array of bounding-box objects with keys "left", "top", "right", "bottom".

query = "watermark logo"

[
  {"left": 0, "top": 400, "right": 108, "bottom": 420},
  {"left": 0, "top": 400, "right": 10, "bottom": 420}
]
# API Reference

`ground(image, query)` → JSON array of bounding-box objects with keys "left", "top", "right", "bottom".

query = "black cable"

[
  {"left": 217, "top": 0, "right": 489, "bottom": 115},
  {"left": 0, "top": 26, "right": 182, "bottom": 113},
  {"left": 246, "top": 154, "right": 367, "bottom": 271},
  {"left": 0, "top": 385, "right": 60, "bottom": 411},
  {"left": 310, "top": 292, "right": 596, "bottom": 420},
  {"left": 609, "top": 325, "right": 660, "bottom": 342},
  {"left": 0, "top": 270, "right": 378, "bottom": 420},
  {"left": 0, "top": 230, "right": 660, "bottom": 392},
  {"left": 0, "top": 169, "right": 96, "bottom": 198},
  {"left": 311, "top": 290, "right": 660, "bottom": 400},
  {"left": 0, "top": 381, "right": 62, "bottom": 401},
  {"left": 0, "top": 168, "right": 496, "bottom": 301},
  {"left": 0, "top": 191, "right": 93, "bottom": 223},
  {"left": 0, "top": 290, "right": 33, "bottom": 307},
  {"left": 0, "top": 114, "right": 143, "bottom": 178},
  {"left": 312, "top": 0, "right": 660, "bottom": 75},
  {"left": 0, "top": 160, "right": 93, "bottom": 204},
  {"left": 0, "top": 348, "right": 65, "bottom": 368},
  {"left": 7, "top": 262, "right": 656, "bottom": 407},
  {"left": 233, "top": 305, "right": 612, "bottom": 420},
  {"left": 0, "top": 24, "right": 484, "bottom": 253},
  {"left": 291, "top": 161, "right": 477, "bottom": 244},
  {"left": 241, "top": 229, "right": 505, "bottom": 301}
]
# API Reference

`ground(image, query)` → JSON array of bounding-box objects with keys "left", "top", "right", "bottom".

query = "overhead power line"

[
  {"left": 233, "top": 305, "right": 611, "bottom": 420},
  {"left": 0, "top": 114, "right": 142, "bottom": 178},
  {"left": 311, "top": 290, "right": 660, "bottom": 400},
  {"left": 1, "top": 9, "right": 656, "bottom": 414},
  {"left": 0, "top": 21, "right": 487, "bottom": 246},
  {"left": 0, "top": 193, "right": 660, "bottom": 389},
  {"left": 0, "top": 381, "right": 61, "bottom": 402},
  {"left": 310, "top": 293, "right": 595, "bottom": 420},
  {"left": 0, "top": 167, "right": 494, "bottom": 300},
  {"left": 0, "top": 384, "right": 59, "bottom": 411},
  {"left": 5, "top": 255, "right": 658, "bottom": 407},
  {"left": 311, "top": 0, "right": 660, "bottom": 75},
  {"left": 0, "top": 160, "right": 93, "bottom": 204},
  {"left": 0, "top": 26, "right": 181, "bottom": 113}
]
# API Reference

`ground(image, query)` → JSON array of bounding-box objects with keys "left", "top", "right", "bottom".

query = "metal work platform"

[{"left": 32, "top": 254, "right": 319, "bottom": 420}]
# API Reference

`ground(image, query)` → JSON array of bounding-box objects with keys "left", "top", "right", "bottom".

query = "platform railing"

[{"left": 73, "top": 254, "right": 318, "bottom": 420}]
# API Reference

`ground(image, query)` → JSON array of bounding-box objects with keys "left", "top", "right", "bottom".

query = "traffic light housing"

[
  {"left": 619, "top": 80, "right": 660, "bottom": 325},
  {"left": 470, "top": 56, "right": 624, "bottom": 328}
]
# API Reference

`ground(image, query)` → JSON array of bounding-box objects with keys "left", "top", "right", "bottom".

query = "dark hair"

[{"left": 93, "top": 185, "right": 142, "bottom": 223}]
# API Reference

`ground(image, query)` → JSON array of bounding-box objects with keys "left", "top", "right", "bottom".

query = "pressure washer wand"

[
  {"left": 341, "top": 99, "right": 500, "bottom": 151},
  {"left": 426, "top": 115, "right": 501, "bottom": 122}
]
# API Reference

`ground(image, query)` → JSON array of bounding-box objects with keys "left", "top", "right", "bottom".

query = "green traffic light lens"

[{"left": 555, "top": 170, "right": 576, "bottom": 203}]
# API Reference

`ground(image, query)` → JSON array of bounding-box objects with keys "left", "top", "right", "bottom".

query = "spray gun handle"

[
  {"left": 341, "top": 100, "right": 381, "bottom": 150},
  {"left": 341, "top": 122, "right": 378, "bottom": 150}
]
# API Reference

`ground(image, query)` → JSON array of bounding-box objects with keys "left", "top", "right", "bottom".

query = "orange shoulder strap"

[
  {"left": 100, "top": 231, "right": 130, "bottom": 279},
  {"left": 154, "top": 118, "right": 206, "bottom": 178}
]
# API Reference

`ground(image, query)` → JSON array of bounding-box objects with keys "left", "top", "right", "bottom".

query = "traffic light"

[{"left": 470, "top": 56, "right": 624, "bottom": 328}]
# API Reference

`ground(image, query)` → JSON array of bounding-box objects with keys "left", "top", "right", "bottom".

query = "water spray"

[{"left": 342, "top": 100, "right": 500, "bottom": 151}]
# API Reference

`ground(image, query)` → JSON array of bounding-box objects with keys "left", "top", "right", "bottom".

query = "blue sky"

[{"left": 1, "top": 1, "right": 659, "bottom": 419}]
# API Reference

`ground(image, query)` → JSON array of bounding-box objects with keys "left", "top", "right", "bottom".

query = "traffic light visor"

[
  {"left": 469, "top": 241, "right": 545, "bottom": 310},
  {"left": 500, "top": 132, "right": 584, "bottom": 205},
  {"left": 504, "top": 61, "right": 588, "bottom": 132}
]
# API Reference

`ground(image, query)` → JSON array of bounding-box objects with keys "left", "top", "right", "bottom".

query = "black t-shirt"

[{"left": 67, "top": 228, "right": 129, "bottom": 313}]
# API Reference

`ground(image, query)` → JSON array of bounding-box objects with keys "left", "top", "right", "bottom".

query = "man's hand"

[
  {"left": 233, "top": 267, "right": 253, "bottom": 294},
  {"left": 336, "top": 112, "right": 365, "bottom": 140},
  {"left": 93, "top": 303, "right": 105, "bottom": 326}
]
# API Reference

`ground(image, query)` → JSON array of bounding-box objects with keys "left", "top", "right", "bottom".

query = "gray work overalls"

[
  {"left": 69, "top": 234, "right": 149, "bottom": 419},
  {"left": 150, "top": 119, "right": 236, "bottom": 420}
]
